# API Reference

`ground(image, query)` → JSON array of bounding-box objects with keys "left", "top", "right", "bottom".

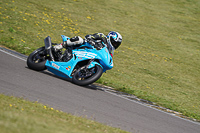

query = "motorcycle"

[{"left": 27, "top": 35, "right": 114, "bottom": 86}]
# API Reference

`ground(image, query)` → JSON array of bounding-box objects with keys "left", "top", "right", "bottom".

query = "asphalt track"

[{"left": 0, "top": 47, "right": 199, "bottom": 133}]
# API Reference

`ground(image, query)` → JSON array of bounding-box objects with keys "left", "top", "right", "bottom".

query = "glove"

[{"left": 86, "top": 38, "right": 95, "bottom": 46}]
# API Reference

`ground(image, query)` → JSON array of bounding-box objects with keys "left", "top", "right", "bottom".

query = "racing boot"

[
  {"left": 63, "top": 36, "right": 84, "bottom": 47},
  {"left": 53, "top": 36, "right": 84, "bottom": 52}
]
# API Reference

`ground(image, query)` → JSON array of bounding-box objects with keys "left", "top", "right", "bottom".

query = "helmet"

[{"left": 107, "top": 31, "right": 122, "bottom": 49}]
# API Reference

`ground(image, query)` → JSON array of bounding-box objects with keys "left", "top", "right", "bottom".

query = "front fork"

[
  {"left": 86, "top": 59, "right": 95, "bottom": 69},
  {"left": 78, "top": 59, "right": 96, "bottom": 78}
]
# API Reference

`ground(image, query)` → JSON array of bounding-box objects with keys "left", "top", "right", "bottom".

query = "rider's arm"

[{"left": 85, "top": 33, "right": 108, "bottom": 45}]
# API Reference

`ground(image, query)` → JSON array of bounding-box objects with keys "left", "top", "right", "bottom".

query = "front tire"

[
  {"left": 72, "top": 65, "right": 103, "bottom": 86},
  {"left": 27, "top": 47, "right": 47, "bottom": 71}
]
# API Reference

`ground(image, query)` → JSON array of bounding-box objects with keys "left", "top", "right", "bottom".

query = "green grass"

[
  {"left": 0, "top": 0, "right": 200, "bottom": 121},
  {"left": 0, "top": 94, "right": 128, "bottom": 133}
]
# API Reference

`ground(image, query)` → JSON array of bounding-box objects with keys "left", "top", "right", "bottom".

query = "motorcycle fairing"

[
  {"left": 61, "top": 35, "right": 70, "bottom": 42},
  {"left": 45, "top": 59, "right": 74, "bottom": 78},
  {"left": 45, "top": 35, "right": 113, "bottom": 79}
]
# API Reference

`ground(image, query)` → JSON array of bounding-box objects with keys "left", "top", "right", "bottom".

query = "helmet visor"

[
  {"left": 107, "top": 38, "right": 115, "bottom": 56},
  {"left": 110, "top": 37, "right": 121, "bottom": 49}
]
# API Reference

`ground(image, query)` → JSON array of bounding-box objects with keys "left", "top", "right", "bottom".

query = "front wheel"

[
  {"left": 27, "top": 47, "right": 48, "bottom": 71},
  {"left": 72, "top": 65, "right": 103, "bottom": 86}
]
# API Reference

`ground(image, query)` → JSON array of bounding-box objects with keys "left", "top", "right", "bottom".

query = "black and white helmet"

[{"left": 107, "top": 31, "right": 122, "bottom": 49}]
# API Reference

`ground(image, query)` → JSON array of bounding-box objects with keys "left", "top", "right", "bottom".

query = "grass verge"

[{"left": 0, "top": 94, "right": 128, "bottom": 133}]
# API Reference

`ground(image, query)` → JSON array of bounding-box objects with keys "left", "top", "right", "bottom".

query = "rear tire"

[
  {"left": 72, "top": 65, "right": 103, "bottom": 86},
  {"left": 27, "top": 47, "right": 47, "bottom": 71}
]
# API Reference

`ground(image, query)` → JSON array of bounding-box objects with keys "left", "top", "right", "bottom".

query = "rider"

[{"left": 53, "top": 31, "right": 122, "bottom": 56}]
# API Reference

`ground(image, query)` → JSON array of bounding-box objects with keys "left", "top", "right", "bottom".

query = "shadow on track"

[{"left": 25, "top": 66, "right": 98, "bottom": 91}]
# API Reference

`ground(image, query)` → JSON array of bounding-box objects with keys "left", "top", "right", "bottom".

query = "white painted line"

[{"left": 0, "top": 49, "right": 26, "bottom": 61}]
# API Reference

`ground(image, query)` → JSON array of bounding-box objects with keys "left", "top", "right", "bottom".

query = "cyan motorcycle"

[{"left": 27, "top": 35, "right": 114, "bottom": 86}]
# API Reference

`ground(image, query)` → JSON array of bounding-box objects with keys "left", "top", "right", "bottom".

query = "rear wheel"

[
  {"left": 72, "top": 65, "right": 103, "bottom": 86},
  {"left": 27, "top": 47, "right": 48, "bottom": 71}
]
